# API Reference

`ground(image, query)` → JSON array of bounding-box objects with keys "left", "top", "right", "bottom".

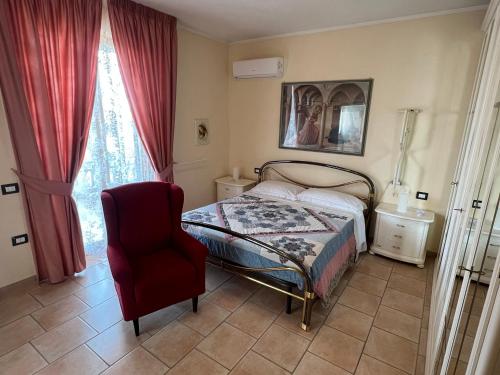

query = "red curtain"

[
  {"left": 0, "top": 0, "right": 102, "bottom": 283},
  {"left": 108, "top": 0, "right": 177, "bottom": 182}
]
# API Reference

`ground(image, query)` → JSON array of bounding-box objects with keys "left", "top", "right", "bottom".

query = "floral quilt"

[{"left": 182, "top": 193, "right": 356, "bottom": 302}]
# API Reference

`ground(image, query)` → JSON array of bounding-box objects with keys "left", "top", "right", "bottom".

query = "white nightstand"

[
  {"left": 370, "top": 202, "right": 435, "bottom": 268},
  {"left": 215, "top": 176, "right": 256, "bottom": 201}
]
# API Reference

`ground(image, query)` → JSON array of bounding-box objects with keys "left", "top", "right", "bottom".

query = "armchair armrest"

[
  {"left": 107, "top": 243, "right": 134, "bottom": 286},
  {"left": 171, "top": 229, "right": 208, "bottom": 273}
]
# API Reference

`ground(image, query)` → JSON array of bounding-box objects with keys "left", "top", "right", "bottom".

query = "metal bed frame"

[{"left": 182, "top": 160, "right": 375, "bottom": 331}]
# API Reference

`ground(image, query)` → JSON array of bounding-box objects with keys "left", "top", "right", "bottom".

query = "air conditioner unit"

[{"left": 233, "top": 57, "right": 284, "bottom": 79}]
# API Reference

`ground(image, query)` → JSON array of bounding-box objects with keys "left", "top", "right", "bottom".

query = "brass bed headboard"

[{"left": 255, "top": 160, "right": 376, "bottom": 232}]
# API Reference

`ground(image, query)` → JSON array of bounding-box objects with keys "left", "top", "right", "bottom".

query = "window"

[{"left": 73, "top": 42, "right": 154, "bottom": 256}]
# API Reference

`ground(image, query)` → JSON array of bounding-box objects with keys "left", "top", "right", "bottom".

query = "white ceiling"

[{"left": 135, "top": 0, "right": 488, "bottom": 43}]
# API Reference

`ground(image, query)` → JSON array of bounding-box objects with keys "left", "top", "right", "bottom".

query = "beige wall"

[
  {"left": 174, "top": 29, "right": 229, "bottom": 211},
  {"left": 0, "top": 28, "right": 228, "bottom": 288},
  {"left": 227, "top": 11, "right": 485, "bottom": 251},
  {"left": 0, "top": 95, "right": 36, "bottom": 288}
]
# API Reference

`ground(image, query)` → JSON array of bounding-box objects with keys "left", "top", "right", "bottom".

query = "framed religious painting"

[{"left": 278, "top": 79, "right": 373, "bottom": 156}]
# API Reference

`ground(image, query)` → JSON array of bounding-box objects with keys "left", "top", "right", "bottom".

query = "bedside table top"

[
  {"left": 375, "top": 202, "right": 435, "bottom": 223},
  {"left": 215, "top": 176, "right": 256, "bottom": 187}
]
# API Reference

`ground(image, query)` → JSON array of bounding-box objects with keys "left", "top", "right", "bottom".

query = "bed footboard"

[{"left": 181, "top": 220, "right": 317, "bottom": 331}]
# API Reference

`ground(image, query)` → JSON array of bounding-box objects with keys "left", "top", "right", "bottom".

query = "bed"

[{"left": 181, "top": 160, "right": 375, "bottom": 331}]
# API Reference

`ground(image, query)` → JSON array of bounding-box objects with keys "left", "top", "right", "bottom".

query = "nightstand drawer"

[
  {"left": 215, "top": 177, "right": 256, "bottom": 201},
  {"left": 217, "top": 184, "right": 241, "bottom": 200},
  {"left": 372, "top": 203, "right": 434, "bottom": 266},
  {"left": 376, "top": 215, "right": 425, "bottom": 258}
]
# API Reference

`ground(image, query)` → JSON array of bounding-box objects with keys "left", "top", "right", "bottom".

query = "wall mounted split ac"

[{"left": 232, "top": 57, "right": 284, "bottom": 79}]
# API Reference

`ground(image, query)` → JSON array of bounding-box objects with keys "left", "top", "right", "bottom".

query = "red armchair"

[{"left": 101, "top": 182, "right": 208, "bottom": 336}]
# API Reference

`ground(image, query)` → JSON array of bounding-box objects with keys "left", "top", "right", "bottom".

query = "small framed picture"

[
  {"left": 194, "top": 119, "right": 209, "bottom": 145},
  {"left": 279, "top": 79, "right": 373, "bottom": 156}
]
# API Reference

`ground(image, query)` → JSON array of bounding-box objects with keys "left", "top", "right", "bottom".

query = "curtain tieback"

[
  {"left": 12, "top": 169, "right": 73, "bottom": 196},
  {"left": 157, "top": 163, "right": 173, "bottom": 181}
]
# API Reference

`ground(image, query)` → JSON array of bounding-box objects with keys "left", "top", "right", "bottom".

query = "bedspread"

[{"left": 182, "top": 193, "right": 356, "bottom": 303}]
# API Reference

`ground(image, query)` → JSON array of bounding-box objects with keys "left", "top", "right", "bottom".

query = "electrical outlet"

[
  {"left": 11, "top": 234, "right": 28, "bottom": 246},
  {"left": 416, "top": 191, "right": 428, "bottom": 200},
  {"left": 1, "top": 183, "right": 19, "bottom": 195}
]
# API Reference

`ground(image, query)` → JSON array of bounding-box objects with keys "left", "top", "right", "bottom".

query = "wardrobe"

[{"left": 427, "top": 0, "right": 500, "bottom": 373}]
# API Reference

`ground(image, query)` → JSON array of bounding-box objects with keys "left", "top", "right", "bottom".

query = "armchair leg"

[
  {"left": 133, "top": 318, "right": 139, "bottom": 336},
  {"left": 192, "top": 296, "right": 198, "bottom": 313}
]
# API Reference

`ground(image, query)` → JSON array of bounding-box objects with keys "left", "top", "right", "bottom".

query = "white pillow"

[
  {"left": 296, "top": 188, "right": 367, "bottom": 212},
  {"left": 249, "top": 181, "right": 305, "bottom": 201}
]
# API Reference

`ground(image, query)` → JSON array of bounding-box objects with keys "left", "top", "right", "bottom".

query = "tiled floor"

[{"left": 0, "top": 253, "right": 437, "bottom": 374}]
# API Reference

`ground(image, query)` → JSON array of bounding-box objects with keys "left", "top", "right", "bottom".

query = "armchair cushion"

[{"left": 134, "top": 248, "right": 198, "bottom": 310}]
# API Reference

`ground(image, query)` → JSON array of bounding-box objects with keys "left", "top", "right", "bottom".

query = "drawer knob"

[
  {"left": 392, "top": 245, "right": 401, "bottom": 250},
  {"left": 396, "top": 224, "right": 406, "bottom": 228},
  {"left": 394, "top": 234, "right": 403, "bottom": 239}
]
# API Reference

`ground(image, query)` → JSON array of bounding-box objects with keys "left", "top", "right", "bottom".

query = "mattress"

[{"left": 182, "top": 193, "right": 359, "bottom": 303}]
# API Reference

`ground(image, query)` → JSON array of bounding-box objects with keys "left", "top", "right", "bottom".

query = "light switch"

[
  {"left": 416, "top": 191, "right": 428, "bottom": 200},
  {"left": 1, "top": 183, "right": 20, "bottom": 195},
  {"left": 11, "top": 234, "right": 28, "bottom": 246}
]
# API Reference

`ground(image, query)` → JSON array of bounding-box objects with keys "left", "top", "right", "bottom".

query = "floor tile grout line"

[
  {"left": 29, "top": 337, "right": 51, "bottom": 367},
  {"left": 134, "top": 344, "right": 172, "bottom": 373},
  {"left": 0, "top": 318, "right": 47, "bottom": 364},
  {"left": 224, "top": 314, "right": 275, "bottom": 340},
  {"left": 34, "top": 343, "right": 110, "bottom": 375},
  {"left": 85, "top": 340, "right": 115, "bottom": 370},
  {"left": 1, "top": 254, "right": 435, "bottom": 374},
  {"left": 27, "top": 280, "right": 88, "bottom": 307},
  {"left": 0, "top": 293, "right": 44, "bottom": 327},
  {"left": 362, "top": 352, "right": 414, "bottom": 375},
  {"left": 79, "top": 343, "right": 111, "bottom": 373},
  {"left": 414, "top": 265, "right": 434, "bottom": 369},
  {"left": 304, "top": 327, "right": 361, "bottom": 373},
  {"left": 193, "top": 285, "right": 264, "bottom": 371},
  {"left": 346, "top": 280, "right": 387, "bottom": 298},
  {"left": 230, "top": 290, "right": 313, "bottom": 373},
  {"left": 271, "top": 256, "right": 423, "bottom": 373},
  {"left": 222, "top": 298, "right": 295, "bottom": 373},
  {"left": 28, "top": 342, "right": 50, "bottom": 373},
  {"left": 72, "top": 292, "right": 115, "bottom": 310},
  {"left": 380, "top": 287, "right": 425, "bottom": 318},
  {"left": 351, "top": 259, "right": 386, "bottom": 374},
  {"left": 139, "top": 287, "right": 248, "bottom": 372},
  {"left": 0, "top": 310, "right": 47, "bottom": 337},
  {"left": 355, "top": 267, "right": 391, "bottom": 282},
  {"left": 351, "top": 258, "right": 425, "bottom": 375},
  {"left": 192, "top": 348, "right": 233, "bottom": 372},
  {"left": 29, "top": 317, "right": 100, "bottom": 366},
  {"left": 92, "top": 330, "right": 150, "bottom": 367},
  {"left": 29, "top": 295, "right": 93, "bottom": 332},
  {"left": 294, "top": 263, "right": 359, "bottom": 373}
]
